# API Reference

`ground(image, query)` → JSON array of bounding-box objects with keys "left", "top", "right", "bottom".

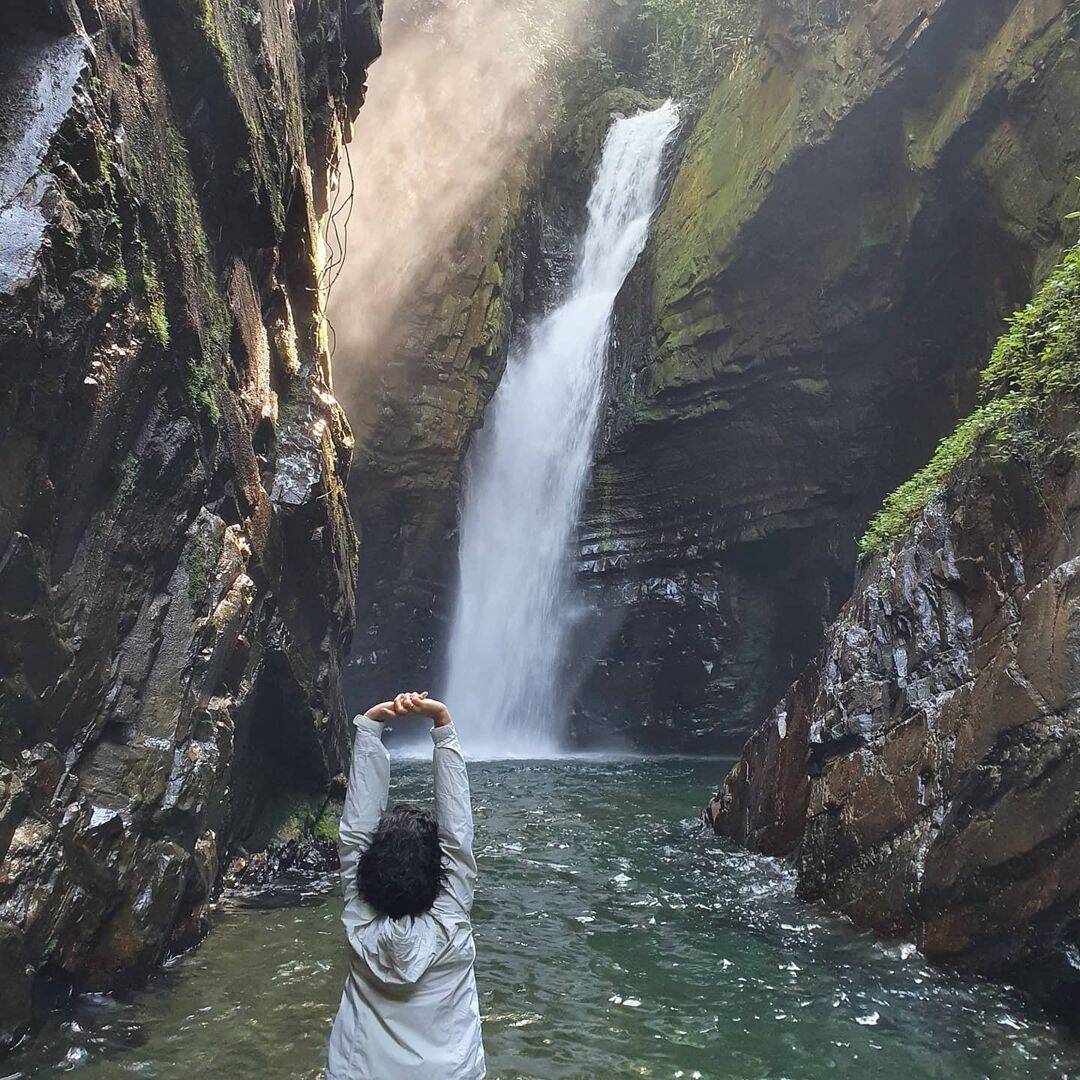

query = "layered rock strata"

[
  {"left": 710, "top": 234, "right": 1080, "bottom": 1019},
  {"left": 0, "top": 0, "right": 378, "bottom": 1048},
  {"left": 713, "top": 409, "right": 1080, "bottom": 1021},
  {"left": 574, "top": 0, "right": 1080, "bottom": 749}
]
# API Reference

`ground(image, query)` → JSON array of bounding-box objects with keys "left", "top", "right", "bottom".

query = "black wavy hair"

[{"left": 358, "top": 803, "right": 447, "bottom": 918}]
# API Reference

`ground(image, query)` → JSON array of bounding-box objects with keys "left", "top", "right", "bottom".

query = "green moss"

[
  {"left": 144, "top": 123, "right": 216, "bottom": 278},
  {"left": 144, "top": 126, "right": 231, "bottom": 424},
  {"left": 307, "top": 809, "right": 339, "bottom": 844},
  {"left": 185, "top": 357, "right": 222, "bottom": 425},
  {"left": 652, "top": 58, "right": 798, "bottom": 358},
  {"left": 193, "top": 0, "right": 237, "bottom": 89},
  {"left": 107, "top": 261, "right": 129, "bottom": 295},
  {"left": 254, "top": 793, "right": 341, "bottom": 848},
  {"left": 139, "top": 252, "right": 170, "bottom": 349},
  {"left": 147, "top": 298, "right": 170, "bottom": 349},
  {"left": 275, "top": 381, "right": 301, "bottom": 429},
  {"left": 341, "top": 495, "right": 361, "bottom": 578},
  {"left": 185, "top": 0, "right": 282, "bottom": 238},
  {"left": 860, "top": 243, "right": 1080, "bottom": 557},
  {"left": 186, "top": 523, "right": 224, "bottom": 606}
]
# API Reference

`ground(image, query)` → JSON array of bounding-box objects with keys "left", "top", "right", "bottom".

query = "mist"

[{"left": 325, "top": 0, "right": 582, "bottom": 403}]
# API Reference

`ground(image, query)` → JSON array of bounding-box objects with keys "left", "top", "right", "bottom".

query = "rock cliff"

[
  {"left": 575, "top": 0, "right": 1080, "bottom": 749},
  {"left": 0, "top": 0, "right": 378, "bottom": 1048},
  {"left": 342, "top": 1, "right": 1080, "bottom": 752},
  {"left": 710, "top": 243, "right": 1080, "bottom": 1022},
  {"left": 342, "top": 163, "right": 532, "bottom": 714}
]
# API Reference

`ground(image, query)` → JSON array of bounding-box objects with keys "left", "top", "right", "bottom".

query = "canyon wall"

[
  {"left": 343, "top": 0, "right": 1080, "bottom": 752},
  {"left": 709, "top": 379, "right": 1080, "bottom": 1020},
  {"left": 341, "top": 79, "right": 653, "bottom": 717},
  {"left": 575, "top": 0, "right": 1080, "bottom": 748},
  {"left": 342, "top": 163, "right": 532, "bottom": 714},
  {"left": 0, "top": 0, "right": 378, "bottom": 1048},
  {"left": 694, "top": 0, "right": 1080, "bottom": 1023}
]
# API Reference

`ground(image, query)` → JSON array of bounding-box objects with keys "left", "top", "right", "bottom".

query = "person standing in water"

[{"left": 326, "top": 691, "right": 485, "bottom": 1079}]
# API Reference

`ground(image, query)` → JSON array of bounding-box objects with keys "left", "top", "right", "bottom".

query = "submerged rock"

[{"left": 0, "top": 0, "right": 379, "bottom": 1051}]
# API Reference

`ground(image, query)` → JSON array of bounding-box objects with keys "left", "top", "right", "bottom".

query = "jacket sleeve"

[
  {"left": 430, "top": 722, "right": 477, "bottom": 915},
  {"left": 338, "top": 715, "right": 389, "bottom": 920}
]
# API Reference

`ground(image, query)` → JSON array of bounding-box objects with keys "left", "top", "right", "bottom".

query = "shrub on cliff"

[
  {"left": 861, "top": 241, "right": 1080, "bottom": 556},
  {"left": 639, "top": 0, "right": 756, "bottom": 99}
]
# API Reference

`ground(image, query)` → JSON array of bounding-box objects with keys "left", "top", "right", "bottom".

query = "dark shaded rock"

[
  {"left": 574, "top": 0, "right": 1080, "bottom": 749},
  {"left": 0, "top": 0, "right": 379, "bottom": 1051},
  {"left": 710, "top": 407, "right": 1080, "bottom": 1026},
  {"left": 0, "top": 920, "right": 31, "bottom": 1052},
  {"left": 224, "top": 835, "right": 338, "bottom": 889},
  {"left": 223, "top": 787, "right": 342, "bottom": 888}
]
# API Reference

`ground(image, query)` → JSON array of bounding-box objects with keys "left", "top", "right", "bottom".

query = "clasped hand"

[{"left": 365, "top": 691, "right": 452, "bottom": 727}]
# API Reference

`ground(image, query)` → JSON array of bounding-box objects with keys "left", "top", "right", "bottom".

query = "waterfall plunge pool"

[{"left": 9, "top": 759, "right": 1078, "bottom": 1078}]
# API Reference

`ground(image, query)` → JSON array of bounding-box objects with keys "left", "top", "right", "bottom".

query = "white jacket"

[{"left": 326, "top": 718, "right": 486, "bottom": 1079}]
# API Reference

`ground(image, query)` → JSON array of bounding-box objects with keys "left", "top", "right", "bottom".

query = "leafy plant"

[
  {"left": 860, "top": 243, "right": 1080, "bottom": 556},
  {"left": 638, "top": 0, "right": 757, "bottom": 100}
]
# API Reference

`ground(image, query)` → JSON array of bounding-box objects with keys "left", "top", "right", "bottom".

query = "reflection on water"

[{"left": 7, "top": 760, "right": 1079, "bottom": 1078}]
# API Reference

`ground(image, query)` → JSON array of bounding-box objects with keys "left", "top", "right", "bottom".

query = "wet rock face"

[
  {"left": 341, "top": 167, "right": 532, "bottom": 715},
  {"left": 709, "top": 413, "right": 1080, "bottom": 1022},
  {"left": 0, "top": 0, "right": 378, "bottom": 1049},
  {"left": 574, "top": 0, "right": 1080, "bottom": 748},
  {"left": 340, "top": 87, "right": 636, "bottom": 716}
]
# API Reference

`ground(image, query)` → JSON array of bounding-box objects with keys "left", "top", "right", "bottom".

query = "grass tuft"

[{"left": 308, "top": 810, "right": 340, "bottom": 844}]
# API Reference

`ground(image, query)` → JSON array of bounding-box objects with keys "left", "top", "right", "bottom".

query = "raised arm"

[
  {"left": 431, "top": 719, "right": 477, "bottom": 914},
  {"left": 395, "top": 693, "right": 477, "bottom": 915},
  {"left": 338, "top": 708, "right": 392, "bottom": 915}
]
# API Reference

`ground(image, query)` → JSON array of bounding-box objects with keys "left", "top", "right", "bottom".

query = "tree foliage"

[{"left": 638, "top": 0, "right": 757, "bottom": 99}]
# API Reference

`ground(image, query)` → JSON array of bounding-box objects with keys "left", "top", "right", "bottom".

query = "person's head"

[{"left": 358, "top": 803, "right": 446, "bottom": 918}]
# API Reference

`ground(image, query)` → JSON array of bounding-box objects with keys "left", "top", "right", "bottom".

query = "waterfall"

[{"left": 444, "top": 101, "right": 679, "bottom": 756}]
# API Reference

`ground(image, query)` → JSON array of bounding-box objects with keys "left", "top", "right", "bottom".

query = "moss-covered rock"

[
  {"left": 862, "top": 242, "right": 1080, "bottom": 554},
  {"left": 560, "top": 86, "right": 663, "bottom": 189},
  {"left": 0, "top": 0, "right": 379, "bottom": 1051},
  {"left": 574, "top": 0, "right": 1080, "bottom": 749},
  {"left": 710, "top": 392, "right": 1080, "bottom": 1025}
]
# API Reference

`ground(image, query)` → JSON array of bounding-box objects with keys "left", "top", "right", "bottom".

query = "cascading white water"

[{"left": 444, "top": 101, "right": 679, "bottom": 756}]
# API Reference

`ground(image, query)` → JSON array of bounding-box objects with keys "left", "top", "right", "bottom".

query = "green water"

[{"left": 8, "top": 760, "right": 1079, "bottom": 1078}]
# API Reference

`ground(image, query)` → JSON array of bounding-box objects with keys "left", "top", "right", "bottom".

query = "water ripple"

[{"left": 7, "top": 760, "right": 1079, "bottom": 1079}]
